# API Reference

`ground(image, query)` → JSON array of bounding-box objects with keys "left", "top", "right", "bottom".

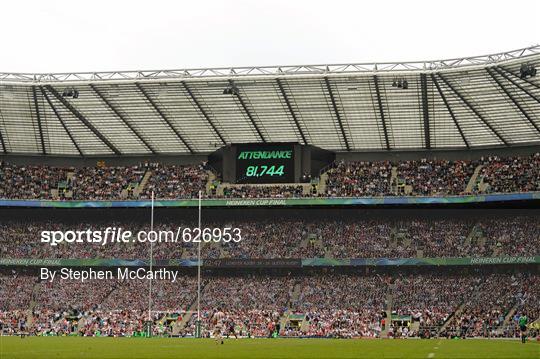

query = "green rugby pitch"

[{"left": 1, "top": 337, "right": 539, "bottom": 359}]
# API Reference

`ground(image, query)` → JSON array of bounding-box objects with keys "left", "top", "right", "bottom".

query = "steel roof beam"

[
  {"left": 372, "top": 75, "right": 391, "bottom": 150},
  {"left": 181, "top": 81, "right": 226, "bottom": 145},
  {"left": 135, "top": 82, "right": 194, "bottom": 153},
  {"left": 420, "top": 74, "right": 431, "bottom": 149},
  {"left": 45, "top": 85, "right": 121, "bottom": 155},
  {"left": 323, "top": 77, "right": 350, "bottom": 151},
  {"left": 1, "top": 46, "right": 539, "bottom": 83},
  {"left": 228, "top": 80, "right": 266, "bottom": 142},
  {"left": 90, "top": 84, "right": 156, "bottom": 154},
  {"left": 431, "top": 74, "right": 470, "bottom": 149},
  {"left": 0, "top": 122, "right": 6, "bottom": 153},
  {"left": 437, "top": 74, "right": 508, "bottom": 146},
  {"left": 276, "top": 79, "right": 308, "bottom": 145},
  {"left": 496, "top": 67, "right": 540, "bottom": 105},
  {"left": 40, "top": 87, "right": 84, "bottom": 156},
  {"left": 31, "top": 86, "right": 46, "bottom": 155},
  {"left": 486, "top": 68, "right": 540, "bottom": 135}
]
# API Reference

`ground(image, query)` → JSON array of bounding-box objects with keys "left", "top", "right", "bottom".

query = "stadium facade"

[{"left": 0, "top": 47, "right": 538, "bottom": 346}]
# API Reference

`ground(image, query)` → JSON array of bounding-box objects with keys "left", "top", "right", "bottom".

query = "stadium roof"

[{"left": 0, "top": 46, "right": 540, "bottom": 156}]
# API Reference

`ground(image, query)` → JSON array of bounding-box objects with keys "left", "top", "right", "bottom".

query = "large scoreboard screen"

[{"left": 235, "top": 143, "right": 295, "bottom": 184}]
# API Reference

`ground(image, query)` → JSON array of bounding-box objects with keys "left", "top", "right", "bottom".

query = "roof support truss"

[
  {"left": 276, "top": 79, "right": 308, "bottom": 145},
  {"left": 431, "top": 74, "right": 470, "bottom": 149},
  {"left": 181, "top": 81, "right": 226, "bottom": 145},
  {"left": 2, "top": 46, "right": 539, "bottom": 83},
  {"left": 31, "top": 86, "right": 46, "bottom": 155},
  {"left": 229, "top": 80, "right": 266, "bottom": 142},
  {"left": 135, "top": 83, "right": 194, "bottom": 153},
  {"left": 40, "top": 87, "right": 84, "bottom": 156},
  {"left": 90, "top": 84, "right": 156, "bottom": 154},
  {"left": 486, "top": 68, "right": 540, "bottom": 135},
  {"left": 45, "top": 85, "right": 121, "bottom": 155},
  {"left": 437, "top": 74, "right": 508, "bottom": 146},
  {"left": 323, "top": 77, "right": 350, "bottom": 151},
  {"left": 372, "top": 76, "right": 391, "bottom": 150},
  {"left": 420, "top": 74, "right": 431, "bottom": 149}
]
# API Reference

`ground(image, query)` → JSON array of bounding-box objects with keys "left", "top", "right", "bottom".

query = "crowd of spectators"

[
  {"left": 0, "top": 161, "right": 208, "bottom": 201},
  {"left": 396, "top": 159, "right": 477, "bottom": 196},
  {"left": 478, "top": 216, "right": 540, "bottom": 257},
  {"left": 1, "top": 215, "right": 538, "bottom": 260},
  {"left": 392, "top": 274, "right": 479, "bottom": 332},
  {"left": 442, "top": 273, "right": 537, "bottom": 338},
  {"left": 0, "top": 156, "right": 538, "bottom": 340},
  {"left": 325, "top": 161, "right": 392, "bottom": 197},
  {"left": 510, "top": 275, "right": 540, "bottom": 337},
  {"left": 479, "top": 154, "right": 540, "bottom": 194},
  {"left": 2, "top": 272, "right": 537, "bottom": 338},
  {"left": 184, "top": 275, "right": 293, "bottom": 337},
  {"left": 0, "top": 271, "right": 197, "bottom": 337},
  {"left": 140, "top": 163, "right": 208, "bottom": 200},
  {"left": 0, "top": 271, "right": 34, "bottom": 311},
  {"left": 220, "top": 220, "right": 325, "bottom": 259},
  {"left": 324, "top": 154, "right": 539, "bottom": 197},
  {"left": 295, "top": 274, "right": 387, "bottom": 338},
  {"left": 0, "top": 161, "right": 68, "bottom": 200},
  {"left": 1, "top": 153, "right": 538, "bottom": 201},
  {"left": 71, "top": 166, "right": 145, "bottom": 200}
]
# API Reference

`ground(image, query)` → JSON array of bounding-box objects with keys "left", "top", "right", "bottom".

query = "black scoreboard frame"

[{"left": 208, "top": 142, "right": 335, "bottom": 185}]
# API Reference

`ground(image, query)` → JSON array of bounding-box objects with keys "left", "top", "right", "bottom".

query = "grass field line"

[{"left": 427, "top": 339, "right": 442, "bottom": 358}]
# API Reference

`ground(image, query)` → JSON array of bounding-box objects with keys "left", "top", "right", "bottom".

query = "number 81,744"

[{"left": 245, "top": 165, "right": 285, "bottom": 177}]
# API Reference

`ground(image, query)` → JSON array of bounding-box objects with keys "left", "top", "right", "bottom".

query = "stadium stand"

[
  {"left": 70, "top": 166, "right": 146, "bottom": 200},
  {"left": 1, "top": 215, "right": 538, "bottom": 260},
  {"left": 139, "top": 163, "right": 209, "bottom": 200},
  {"left": 1, "top": 271, "right": 538, "bottom": 338},
  {"left": 477, "top": 155, "right": 540, "bottom": 194},
  {"left": 1, "top": 47, "right": 539, "bottom": 346},
  {"left": 325, "top": 160, "right": 393, "bottom": 197},
  {"left": 1, "top": 209, "right": 538, "bottom": 339},
  {"left": 1, "top": 153, "right": 539, "bottom": 200}
]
